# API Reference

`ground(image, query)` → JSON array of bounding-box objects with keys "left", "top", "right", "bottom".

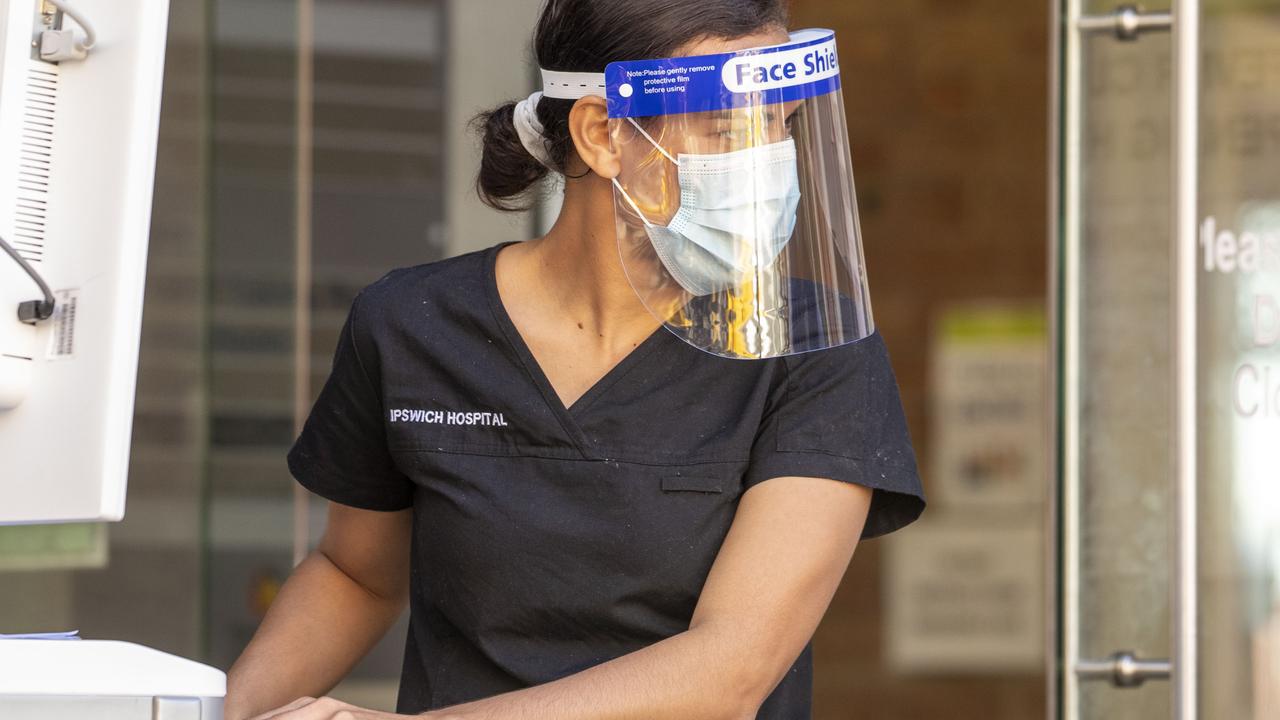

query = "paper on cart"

[{"left": 0, "top": 630, "right": 80, "bottom": 640}]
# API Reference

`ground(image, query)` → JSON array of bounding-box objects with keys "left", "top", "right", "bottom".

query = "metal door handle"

[
  {"left": 1077, "top": 4, "right": 1173, "bottom": 40},
  {"left": 1075, "top": 650, "right": 1172, "bottom": 687},
  {"left": 1054, "top": 1, "right": 1200, "bottom": 718}
]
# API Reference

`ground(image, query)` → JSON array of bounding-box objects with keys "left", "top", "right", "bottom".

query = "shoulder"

[
  {"left": 347, "top": 243, "right": 506, "bottom": 335},
  {"left": 355, "top": 245, "right": 494, "bottom": 309},
  {"left": 773, "top": 329, "right": 904, "bottom": 432},
  {"left": 780, "top": 327, "right": 893, "bottom": 375}
]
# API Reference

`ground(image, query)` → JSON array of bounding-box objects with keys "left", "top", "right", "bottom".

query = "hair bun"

[{"left": 474, "top": 101, "right": 551, "bottom": 212}]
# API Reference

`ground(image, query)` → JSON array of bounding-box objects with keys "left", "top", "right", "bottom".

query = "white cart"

[{"left": 0, "top": 640, "right": 225, "bottom": 719}]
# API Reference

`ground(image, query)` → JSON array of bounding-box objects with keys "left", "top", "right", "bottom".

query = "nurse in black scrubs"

[{"left": 226, "top": 2, "right": 926, "bottom": 718}]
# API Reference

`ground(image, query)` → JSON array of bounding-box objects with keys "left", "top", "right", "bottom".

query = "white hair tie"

[{"left": 513, "top": 91, "right": 556, "bottom": 170}]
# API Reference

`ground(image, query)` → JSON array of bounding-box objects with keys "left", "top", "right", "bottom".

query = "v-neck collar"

[{"left": 482, "top": 242, "right": 671, "bottom": 458}]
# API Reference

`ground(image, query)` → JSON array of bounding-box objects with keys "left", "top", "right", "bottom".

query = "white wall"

[{"left": 445, "top": 0, "right": 543, "bottom": 256}]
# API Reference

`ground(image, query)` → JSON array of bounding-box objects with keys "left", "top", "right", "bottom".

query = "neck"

[{"left": 513, "top": 176, "right": 658, "bottom": 346}]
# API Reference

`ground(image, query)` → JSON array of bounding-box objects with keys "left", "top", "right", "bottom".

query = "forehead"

[
  {"left": 672, "top": 28, "right": 792, "bottom": 59},
  {"left": 680, "top": 99, "right": 803, "bottom": 124}
]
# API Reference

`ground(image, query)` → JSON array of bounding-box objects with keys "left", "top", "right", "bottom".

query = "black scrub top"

[{"left": 287, "top": 241, "right": 927, "bottom": 718}]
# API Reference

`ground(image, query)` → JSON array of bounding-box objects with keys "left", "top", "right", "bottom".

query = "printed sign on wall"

[
  {"left": 929, "top": 305, "right": 1048, "bottom": 510},
  {"left": 886, "top": 302, "right": 1048, "bottom": 673}
]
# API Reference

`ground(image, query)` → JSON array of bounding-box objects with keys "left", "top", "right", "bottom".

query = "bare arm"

[
  {"left": 224, "top": 501, "right": 413, "bottom": 720},
  {"left": 419, "top": 475, "right": 873, "bottom": 720}
]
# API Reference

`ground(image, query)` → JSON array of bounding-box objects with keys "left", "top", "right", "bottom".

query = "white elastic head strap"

[
  {"left": 521, "top": 69, "right": 677, "bottom": 173},
  {"left": 540, "top": 68, "right": 675, "bottom": 164},
  {"left": 514, "top": 70, "right": 606, "bottom": 171},
  {"left": 540, "top": 69, "right": 606, "bottom": 100}
]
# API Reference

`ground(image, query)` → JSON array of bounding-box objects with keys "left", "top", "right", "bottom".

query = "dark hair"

[{"left": 474, "top": 0, "right": 790, "bottom": 212}]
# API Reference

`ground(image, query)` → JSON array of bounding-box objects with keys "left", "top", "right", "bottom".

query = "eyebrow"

[{"left": 704, "top": 107, "right": 793, "bottom": 123}]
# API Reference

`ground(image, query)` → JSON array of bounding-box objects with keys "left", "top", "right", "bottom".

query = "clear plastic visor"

[{"left": 607, "top": 32, "right": 874, "bottom": 359}]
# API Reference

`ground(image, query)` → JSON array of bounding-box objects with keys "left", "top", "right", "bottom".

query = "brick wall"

[{"left": 790, "top": 1, "right": 1051, "bottom": 717}]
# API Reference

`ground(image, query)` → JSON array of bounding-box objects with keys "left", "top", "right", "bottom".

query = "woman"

[{"left": 226, "top": 1, "right": 925, "bottom": 718}]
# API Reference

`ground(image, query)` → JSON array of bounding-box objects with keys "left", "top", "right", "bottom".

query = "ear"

[{"left": 566, "top": 96, "right": 619, "bottom": 180}]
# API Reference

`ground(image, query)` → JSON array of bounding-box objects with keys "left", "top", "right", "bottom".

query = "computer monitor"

[{"left": 0, "top": 0, "right": 170, "bottom": 524}]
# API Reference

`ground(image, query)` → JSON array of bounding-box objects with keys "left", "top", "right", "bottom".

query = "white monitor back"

[{"left": 0, "top": 0, "right": 170, "bottom": 524}]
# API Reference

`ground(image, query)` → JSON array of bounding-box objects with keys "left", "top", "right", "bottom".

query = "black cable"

[{"left": 0, "top": 233, "right": 55, "bottom": 323}]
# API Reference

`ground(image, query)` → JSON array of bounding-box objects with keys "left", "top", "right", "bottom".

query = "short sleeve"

[
  {"left": 743, "top": 329, "right": 927, "bottom": 539},
  {"left": 286, "top": 291, "right": 415, "bottom": 511}
]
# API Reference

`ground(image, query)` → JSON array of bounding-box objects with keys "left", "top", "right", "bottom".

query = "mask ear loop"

[
  {"left": 612, "top": 178, "right": 655, "bottom": 228},
  {"left": 626, "top": 117, "right": 678, "bottom": 165},
  {"left": 612, "top": 117, "right": 679, "bottom": 227}
]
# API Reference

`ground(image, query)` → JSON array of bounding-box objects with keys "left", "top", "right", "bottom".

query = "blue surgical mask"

[{"left": 612, "top": 120, "right": 802, "bottom": 296}]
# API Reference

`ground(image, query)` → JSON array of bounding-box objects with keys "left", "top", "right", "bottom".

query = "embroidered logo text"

[{"left": 389, "top": 409, "right": 510, "bottom": 427}]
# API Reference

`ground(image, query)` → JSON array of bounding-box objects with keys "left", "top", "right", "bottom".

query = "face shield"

[{"left": 600, "top": 29, "right": 874, "bottom": 359}]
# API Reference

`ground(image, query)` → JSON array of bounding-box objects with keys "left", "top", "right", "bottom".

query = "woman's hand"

[{"left": 246, "top": 696, "right": 409, "bottom": 720}]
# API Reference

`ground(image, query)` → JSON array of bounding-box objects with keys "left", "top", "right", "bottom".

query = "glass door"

[
  {"left": 1196, "top": 2, "right": 1280, "bottom": 716},
  {"left": 1052, "top": 1, "right": 1280, "bottom": 719}
]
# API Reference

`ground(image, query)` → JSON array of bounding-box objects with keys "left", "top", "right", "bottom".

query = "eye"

[{"left": 708, "top": 124, "right": 740, "bottom": 142}]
